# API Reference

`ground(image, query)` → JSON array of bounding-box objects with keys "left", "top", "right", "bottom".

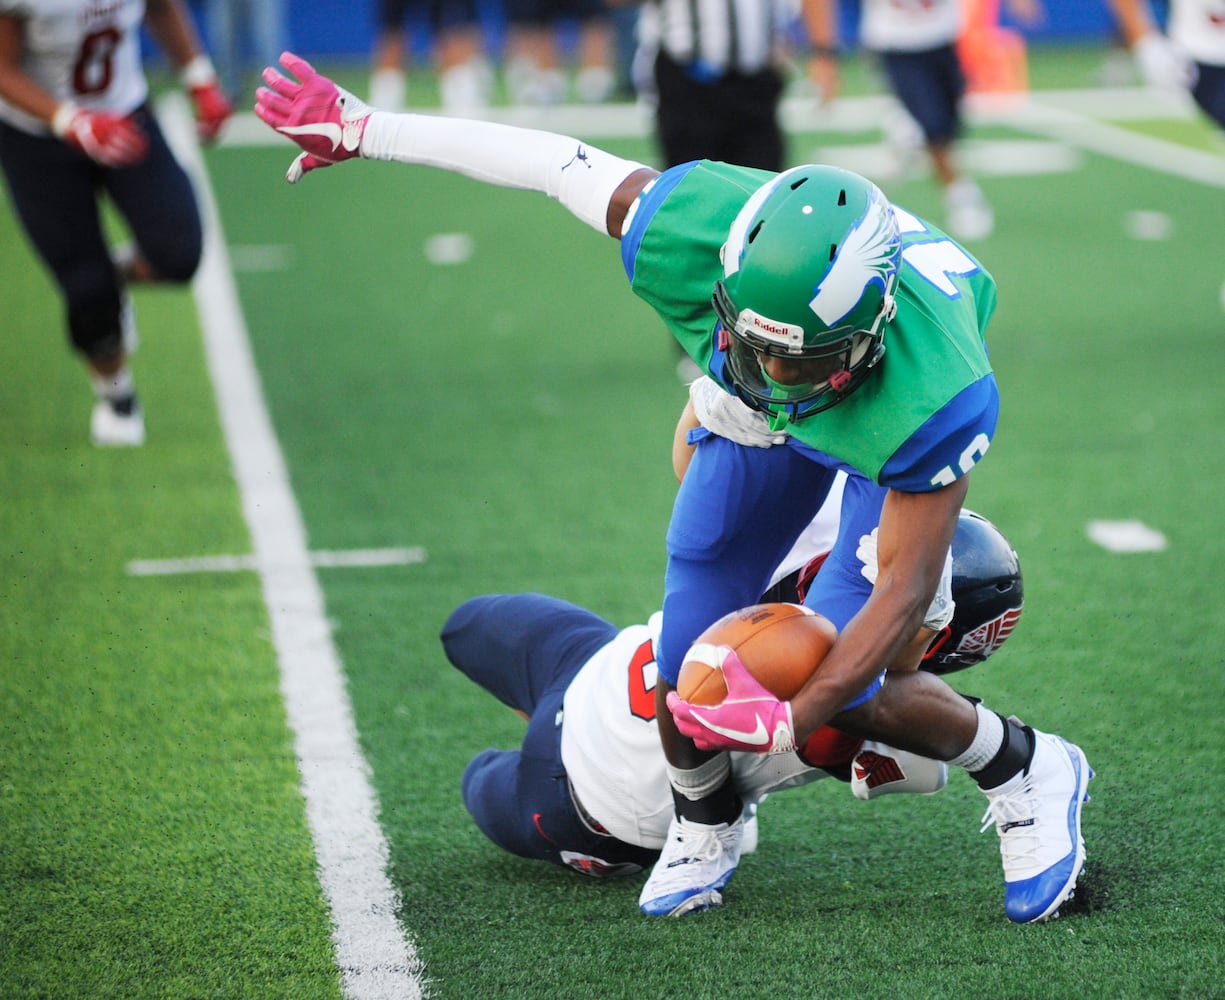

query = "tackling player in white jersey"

[{"left": 445, "top": 498, "right": 1023, "bottom": 877}]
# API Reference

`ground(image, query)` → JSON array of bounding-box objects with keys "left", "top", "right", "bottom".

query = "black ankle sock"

[
  {"left": 672, "top": 781, "right": 742, "bottom": 826},
  {"left": 971, "top": 715, "right": 1035, "bottom": 791},
  {"left": 108, "top": 394, "right": 137, "bottom": 416}
]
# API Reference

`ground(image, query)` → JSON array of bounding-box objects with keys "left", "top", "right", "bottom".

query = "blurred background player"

[
  {"left": 0, "top": 0, "right": 231, "bottom": 447},
  {"left": 630, "top": 0, "right": 835, "bottom": 378},
  {"left": 1107, "top": 0, "right": 1225, "bottom": 130},
  {"left": 633, "top": 0, "right": 829, "bottom": 172},
  {"left": 369, "top": 0, "right": 493, "bottom": 114},
  {"left": 806, "top": 0, "right": 1042, "bottom": 242},
  {"left": 503, "top": 0, "right": 617, "bottom": 105},
  {"left": 203, "top": 0, "right": 288, "bottom": 102}
]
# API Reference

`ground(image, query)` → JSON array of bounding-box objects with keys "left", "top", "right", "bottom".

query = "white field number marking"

[{"left": 1087, "top": 520, "right": 1168, "bottom": 553}]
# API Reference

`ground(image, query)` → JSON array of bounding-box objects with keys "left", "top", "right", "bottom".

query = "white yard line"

[
  {"left": 1087, "top": 519, "right": 1169, "bottom": 553},
  {"left": 159, "top": 95, "right": 427, "bottom": 1000},
  {"left": 127, "top": 547, "right": 427, "bottom": 576},
  {"left": 1014, "top": 96, "right": 1225, "bottom": 188}
]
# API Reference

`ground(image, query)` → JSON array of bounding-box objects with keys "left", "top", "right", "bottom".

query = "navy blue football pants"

[
  {"left": 877, "top": 44, "right": 966, "bottom": 145},
  {"left": 442, "top": 594, "right": 660, "bottom": 874}
]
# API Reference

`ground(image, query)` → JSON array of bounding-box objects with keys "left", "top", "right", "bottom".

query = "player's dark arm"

[
  {"left": 788, "top": 477, "right": 968, "bottom": 741},
  {"left": 0, "top": 17, "right": 57, "bottom": 123},
  {"left": 605, "top": 168, "right": 659, "bottom": 237}
]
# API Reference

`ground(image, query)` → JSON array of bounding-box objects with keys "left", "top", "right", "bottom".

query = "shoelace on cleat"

[{"left": 980, "top": 772, "right": 1042, "bottom": 868}]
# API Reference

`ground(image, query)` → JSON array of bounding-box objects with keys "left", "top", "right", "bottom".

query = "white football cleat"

[
  {"left": 851, "top": 741, "right": 948, "bottom": 800},
  {"left": 439, "top": 59, "right": 493, "bottom": 116},
  {"left": 575, "top": 64, "right": 615, "bottom": 103},
  {"left": 638, "top": 814, "right": 743, "bottom": 917},
  {"left": 945, "top": 179, "right": 995, "bottom": 242},
  {"left": 91, "top": 399, "right": 145, "bottom": 447},
  {"left": 980, "top": 729, "right": 1092, "bottom": 924},
  {"left": 368, "top": 67, "right": 406, "bottom": 111}
]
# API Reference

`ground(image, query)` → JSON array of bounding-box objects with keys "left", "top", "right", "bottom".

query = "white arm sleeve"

[{"left": 359, "top": 111, "right": 650, "bottom": 234}]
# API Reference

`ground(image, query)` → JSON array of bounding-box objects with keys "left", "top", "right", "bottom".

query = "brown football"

[{"left": 677, "top": 603, "right": 838, "bottom": 706}]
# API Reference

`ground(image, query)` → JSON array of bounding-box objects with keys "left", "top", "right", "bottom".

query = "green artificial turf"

[
  {"left": 0, "top": 188, "right": 342, "bottom": 999},
  {"left": 3, "top": 39, "right": 1223, "bottom": 997},
  {"left": 207, "top": 97, "right": 1223, "bottom": 996}
]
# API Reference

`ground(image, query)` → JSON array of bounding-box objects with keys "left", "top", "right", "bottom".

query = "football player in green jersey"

[{"left": 256, "top": 52, "right": 1092, "bottom": 925}]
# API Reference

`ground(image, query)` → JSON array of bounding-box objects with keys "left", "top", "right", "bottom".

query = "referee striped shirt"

[{"left": 646, "top": 0, "right": 793, "bottom": 75}]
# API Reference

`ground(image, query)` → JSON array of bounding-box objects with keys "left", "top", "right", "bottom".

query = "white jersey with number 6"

[{"left": 560, "top": 485, "right": 845, "bottom": 849}]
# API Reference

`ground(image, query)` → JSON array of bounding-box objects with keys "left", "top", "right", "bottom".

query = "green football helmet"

[{"left": 713, "top": 165, "right": 902, "bottom": 420}]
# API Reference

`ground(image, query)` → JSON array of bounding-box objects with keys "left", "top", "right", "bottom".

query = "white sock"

[
  {"left": 91, "top": 366, "right": 135, "bottom": 402},
  {"left": 667, "top": 755, "right": 730, "bottom": 802},
  {"left": 948, "top": 703, "right": 1005, "bottom": 773}
]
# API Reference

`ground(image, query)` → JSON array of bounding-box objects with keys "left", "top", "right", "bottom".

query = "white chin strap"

[{"left": 847, "top": 336, "right": 873, "bottom": 369}]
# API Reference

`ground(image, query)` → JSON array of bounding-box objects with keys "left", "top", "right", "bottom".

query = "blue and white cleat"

[
  {"left": 981, "top": 729, "right": 1093, "bottom": 923},
  {"left": 638, "top": 815, "right": 743, "bottom": 917}
]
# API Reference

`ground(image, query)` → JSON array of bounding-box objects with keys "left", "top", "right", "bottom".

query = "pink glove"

[
  {"left": 254, "top": 51, "right": 372, "bottom": 184},
  {"left": 666, "top": 647, "right": 797, "bottom": 754},
  {"left": 190, "top": 80, "right": 232, "bottom": 144},
  {"left": 51, "top": 104, "right": 147, "bottom": 167}
]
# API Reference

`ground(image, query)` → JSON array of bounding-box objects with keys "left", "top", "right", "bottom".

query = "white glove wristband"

[
  {"left": 50, "top": 101, "right": 79, "bottom": 138},
  {"left": 359, "top": 111, "right": 648, "bottom": 234},
  {"left": 1134, "top": 33, "right": 1192, "bottom": 91},
  {"left": 689, "top": 376, "right": 786, "bottom": 447},
  {"left": 180, "top": 55, "right": 218, "bottom": 89}
]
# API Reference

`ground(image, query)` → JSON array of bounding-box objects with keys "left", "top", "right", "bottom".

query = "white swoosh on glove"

[
  {"left": 278, "top": 121, "right": 341, "bottom": 151},
  {"left": 688, "top": 709, "right": 770, "bottom": 748}
]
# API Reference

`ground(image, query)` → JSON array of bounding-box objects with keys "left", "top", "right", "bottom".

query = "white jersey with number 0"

[
  {"left": 859, "top": 0, "right": 963, "bottom": 53},
  {"left": 0, "top": 0, "right": 148, "bottom": 134}
]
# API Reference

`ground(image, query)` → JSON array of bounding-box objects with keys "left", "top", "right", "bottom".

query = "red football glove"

[
  {"left": 800, "top": 725, "right": 863, "bottom": 769},
  {"left": 51, "top": 103, "right": 148, "bottom": 167},
  {"left": 666, "top": 646, "right": 797, "bottom": 754},
  {"left": 254, "top": 51, "right": 373, "bottom": 183},
  {"left": 181, "top": 56, "right": 232, "bottom": 144},
  {"left": 190, "top": 81, "right": 232, "bottom": 143}
]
